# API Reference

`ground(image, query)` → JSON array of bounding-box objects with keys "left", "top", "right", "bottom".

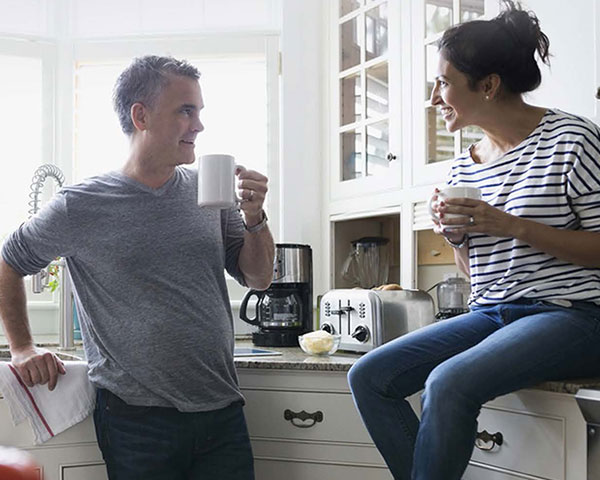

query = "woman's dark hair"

[{"left": 438, "top": 0, "right": 550, "bottom": 95}]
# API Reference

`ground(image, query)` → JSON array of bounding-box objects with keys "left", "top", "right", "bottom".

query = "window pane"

[
  {"left": 192, "top": 58, "right": 267, "bottom": 178},
  {"left": 425, "top": 1, "right": 452, "bottom": 37},
  {"left": 365, "top": 3, "right": 388, "bottom": 62},
  {"left": 425, "top": 43, "right": 438, "bottom": 99},
  {"left": 426, "top": 106, "right": 454, "bottom": 163},
  {"left": 340, "top": 16, "right": 361, "bottom": 71},
  {"left": 74, "top": 63, "right": 130, "bottom": 182},
  {"left": 340, "top": 73, "right": 362, "bottom": 126},
  {"left": 340, "top": 0, "right": 361, "bottom": 17},
  {"left": 366, "top": 62, "right": 388, "bottom": 118},
  {"left": 461, "top": 125, "right": 484, "bottom": 152},
  {"left": 461, "top": 0, "right": 485, "bottom": 23},
  {"left": 341, "top": 129, "right": 363, "bottom": 180},
  {"left": 0, "top": 55, "right": 43, "bottom": 239},
  {"left": 366, "top": 120, "right": 389, "bottom": 176}
]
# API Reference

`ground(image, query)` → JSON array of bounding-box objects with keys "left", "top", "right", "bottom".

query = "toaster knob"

[
  {"left": 351, "top": 325, "right": 370, "bottom": 343},
  {"left": 321, "top": 323, "right": 336, "bottom": 335}
]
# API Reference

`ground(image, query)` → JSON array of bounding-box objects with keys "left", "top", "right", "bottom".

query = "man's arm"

[
  {"left": 0, "top": 259, "right": 65, "bottom": 390},
  {"left": 238, "top": 215, "right": 275, "bottom": 290}
]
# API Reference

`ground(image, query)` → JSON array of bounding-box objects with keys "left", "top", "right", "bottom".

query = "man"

[{"left": 0, "top": 55, "right": 274, "bottom": 479}]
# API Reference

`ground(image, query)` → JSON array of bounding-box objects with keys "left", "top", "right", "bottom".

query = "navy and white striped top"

[{"left": 448, "top": 109, "right": 600, "bottom": 306}]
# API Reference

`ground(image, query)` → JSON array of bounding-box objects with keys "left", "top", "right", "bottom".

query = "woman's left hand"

[{"left": 438, "top": 197, "right": 519, "bottom": 238}]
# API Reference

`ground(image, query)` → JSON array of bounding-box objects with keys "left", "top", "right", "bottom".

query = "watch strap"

[{"left": 244, "top": 210, "right": 268, "bottom": 233}]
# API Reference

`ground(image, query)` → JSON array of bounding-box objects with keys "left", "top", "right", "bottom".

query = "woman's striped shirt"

[{"left": 448, "top": 109, "right": 600, "bottom": 306}]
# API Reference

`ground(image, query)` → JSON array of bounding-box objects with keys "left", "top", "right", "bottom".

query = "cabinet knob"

[
  {"left": 596, "top": 87, "right": 600, "bottom": 99},
  {"left": 475, "top": 429, "right": 504, "bottom": 451},
  {"left": 386, "top": 152, "right": 397, "bottom": 162}
]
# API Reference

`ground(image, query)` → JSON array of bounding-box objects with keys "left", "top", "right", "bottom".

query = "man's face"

[
  {"left": 430, "top": 56, "right": 483, "bottom": 133},
  {"left": 141, "top": 74, "right": 204, "bottom": 166}
]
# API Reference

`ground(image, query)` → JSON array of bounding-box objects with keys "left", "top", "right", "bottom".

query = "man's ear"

[
  {"left": 480, "top": 73, "right": 502, "bottom": 100},
  {"left": 130, "top": 102, "right": 148, "bottom": 132}
]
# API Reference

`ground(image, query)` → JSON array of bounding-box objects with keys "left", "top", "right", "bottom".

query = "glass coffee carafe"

[
  {"left": 239, "top": 286, "right": 303, "bottom": 330},
  {"left": 342, "top": 236, "right": 390, "bottom": 289}
]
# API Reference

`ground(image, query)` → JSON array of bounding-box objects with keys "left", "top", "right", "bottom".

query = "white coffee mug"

[
  {"left": 428, "top": 186, "right": 481, "bottom": 226},
  {"left": 198, "top": 154, "right": 241, "bottom": 208}
]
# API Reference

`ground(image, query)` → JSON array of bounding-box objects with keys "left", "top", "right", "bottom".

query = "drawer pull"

[
  {"left": 283, "top": 409, "right": 323, "bottom": 428},
  {"left": 475, "top": 430, "right": 504, "bottom": 451}
]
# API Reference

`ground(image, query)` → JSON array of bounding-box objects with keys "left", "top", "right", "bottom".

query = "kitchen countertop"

[
  {"left": 1, "top": 339, "right": 599, "bottom": 395},
  {"left": 233, "top": 340, "right": 600, "bottom": 395}
]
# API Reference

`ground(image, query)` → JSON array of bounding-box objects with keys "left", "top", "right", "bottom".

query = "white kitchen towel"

[{"left": 0, "top": 360, "right": 95, "bottom": 444}]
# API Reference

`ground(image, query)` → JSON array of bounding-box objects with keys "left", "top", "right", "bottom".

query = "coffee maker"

[{"left": 239, "top": 244, "right": 313, "bottom": 346}]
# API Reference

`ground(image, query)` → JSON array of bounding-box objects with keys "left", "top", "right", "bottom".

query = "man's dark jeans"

[{"left": 94, "top": 389, "right": 255, "bottom": 480}]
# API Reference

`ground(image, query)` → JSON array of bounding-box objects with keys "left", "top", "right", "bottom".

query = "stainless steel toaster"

[{"left": 319, "top": 289, "right": 435, "bottom": 353}]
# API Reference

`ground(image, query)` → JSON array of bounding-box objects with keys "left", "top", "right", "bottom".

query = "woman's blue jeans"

[
  {"left": 93, "top": 389, "right": 255, "bottom": 480},
  {"left": 347, "top": 300, "right": 600, "bottom": 480}
]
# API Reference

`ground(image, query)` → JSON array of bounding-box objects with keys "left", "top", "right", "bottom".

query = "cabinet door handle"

[
  {"left": 475, "top": 429, "right": 504, "bottom": 451},
  {"left": 283, "top": 409, "right": 323, "bottom": 428},
  {"left": 386, "top": 152, "right": 397, "bottom": 162}
]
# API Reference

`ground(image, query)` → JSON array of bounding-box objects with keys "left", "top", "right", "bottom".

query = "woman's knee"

[
  {"left": 423, "top": 361, "right": 478, "bottom": 407},
  {"left": 347, "top": 354, "right": 376, "bottom": 396}
]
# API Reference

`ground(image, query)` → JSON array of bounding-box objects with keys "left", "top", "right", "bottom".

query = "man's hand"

[
  {"left": 10, "top": 345, "right": 66, "bottom": 391},
  {"left": 235, "top": 166, "right": 268, "bottom": 226}
]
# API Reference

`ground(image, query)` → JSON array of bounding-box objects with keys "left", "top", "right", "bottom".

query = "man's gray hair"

[{"left": 113, "top": 55, "right": 201, "bottom": 136}]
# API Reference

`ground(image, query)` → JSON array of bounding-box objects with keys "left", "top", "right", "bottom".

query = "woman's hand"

[
  {"left": 437, "top": 196, "right": 519, "bottom": 237},
  {"left": 430, "top": 188, "right": 468, "bottom": 243}
]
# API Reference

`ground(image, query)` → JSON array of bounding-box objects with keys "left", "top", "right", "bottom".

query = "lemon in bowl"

[{"left": 298, "top": 330, "right": 341, "bottom": 356}]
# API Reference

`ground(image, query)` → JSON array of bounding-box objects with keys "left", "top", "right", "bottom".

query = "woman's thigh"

[
  {"left": 426, "top": 301, "right": 600, "bottom": 403},
  {"left": 348, "top": 308, "right": 502, "bottom": 397}
]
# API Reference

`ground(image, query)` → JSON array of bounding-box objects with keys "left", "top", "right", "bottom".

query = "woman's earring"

[{"left": 485, "top": 95, "right": 490, "bottom": 100}]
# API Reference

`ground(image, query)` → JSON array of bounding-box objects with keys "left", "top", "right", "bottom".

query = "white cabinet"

[
  {"left": 238, "top": 368, "right": 414, "bottom": 480},
  {"left": 239, "top": 367, "right": 587, "bottom": 480},
  {"left": 0, "top": 398, "right": 107, "bottom": 480},
  {"left": 329, "top": 0, "right": 405, "bottom": 202},
  {"left": 465, "top": 389, "right": 587, "bottom": 480}
]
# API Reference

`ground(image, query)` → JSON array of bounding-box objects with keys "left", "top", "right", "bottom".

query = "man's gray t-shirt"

[{"left": 2, "top": 166, "right": 248, "bottom": 412}]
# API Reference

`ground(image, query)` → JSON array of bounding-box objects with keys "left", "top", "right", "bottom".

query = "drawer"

[
  {"left": 255, "top": 459, "right": 393, "bottom": 480},
  {"left": 242, "top": 388, "right": 372, "bottom": 444},
  {"left": 464, "top": 463, "right": 529, "bottom": 480},
  {"left": 470, "top": 406, "right": 565, "bottom": 480}
]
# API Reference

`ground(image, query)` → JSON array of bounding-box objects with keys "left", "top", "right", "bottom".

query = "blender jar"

[{"left": 341, "top": 237, "right": 390, "bottom": 288}]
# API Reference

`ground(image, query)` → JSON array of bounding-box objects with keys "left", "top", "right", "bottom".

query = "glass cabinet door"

[
  {"left": 413, "top": 0, "right": 489, "bottom": 185},
  {"left": 334, "top": 0, "right": 401, "bottom": 199}
]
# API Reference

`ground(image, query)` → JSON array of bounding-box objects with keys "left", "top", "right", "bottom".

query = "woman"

[{"left": 347, "top": 2, "right": 600, "bottom": 479}]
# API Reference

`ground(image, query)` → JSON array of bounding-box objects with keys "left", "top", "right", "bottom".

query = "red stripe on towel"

[{"left": 7, "top": 364, "right": 55, "bottom": 438}]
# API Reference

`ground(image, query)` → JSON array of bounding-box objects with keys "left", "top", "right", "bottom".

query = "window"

[{"left": 0, "top": 54, "right": 44, "bottom": 239}]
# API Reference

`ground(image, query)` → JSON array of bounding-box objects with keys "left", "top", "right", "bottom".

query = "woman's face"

[{"left": 430, "top": 55, "right": 483, "bottom": 133}]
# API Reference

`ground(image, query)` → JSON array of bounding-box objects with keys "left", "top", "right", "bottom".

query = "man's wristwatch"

[
  {"left": 243, "top": 210, "right": 268, "bottom": 233},
  {"left": 444, "top": 234, "right": 468, "bottom": 249}
]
